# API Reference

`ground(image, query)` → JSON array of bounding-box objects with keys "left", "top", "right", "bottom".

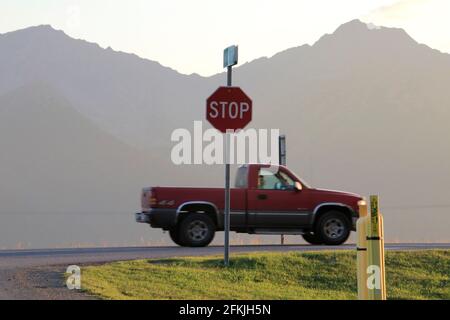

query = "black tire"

[
  {"left": 179, "top": 213, "right": 216, "bottom": 247},
  {"left": 315, "top": 211, "right": 351, "bottom": 245},
  {"left": 169, "top": 228, "right": 186, "bottom": 247},
  {"left": 302, "top": 232, "right": 324, "bottom": 245}
]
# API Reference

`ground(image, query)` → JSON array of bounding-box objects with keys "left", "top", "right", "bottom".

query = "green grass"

[{"left": 81, "top": 250, "right": 449, "bottom": 300}]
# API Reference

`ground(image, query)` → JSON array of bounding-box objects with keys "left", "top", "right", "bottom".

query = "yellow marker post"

[
  {"left": 357, "top": 196, "right": 386, "bottom": 300},
  {"left": 356, "top": 200, "right": 369, "bottom": 300},
  {"left": 366, "top": 195, "right": 386, "bottom": 300}
]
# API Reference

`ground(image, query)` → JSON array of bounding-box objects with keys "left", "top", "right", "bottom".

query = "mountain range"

[{"left": 0, "top": 20, "right": 449, "bottom": 248}]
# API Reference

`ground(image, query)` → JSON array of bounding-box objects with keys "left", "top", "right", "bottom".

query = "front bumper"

[{"left": 352, "top": 217, "right": 358, "bottom": 231}]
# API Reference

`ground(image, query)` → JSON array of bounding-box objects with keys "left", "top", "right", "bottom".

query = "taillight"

[
  {"left": 149, "top": 188, "right": 158, "bottom": 207},
  {"left": 142, "top": 188, "right": 158, "bottom": 210}
]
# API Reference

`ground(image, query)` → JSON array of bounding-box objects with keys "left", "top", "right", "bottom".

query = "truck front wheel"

[
  {"left": 179, "top": 213, "right": 216, "bottom": 247},
  {"left": 315, "top": 211, "right": 351, "bottom": 245}
]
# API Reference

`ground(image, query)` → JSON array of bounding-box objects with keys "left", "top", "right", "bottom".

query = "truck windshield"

[{"left": 235, "top": 166, "right": 248, "bottom": 188}]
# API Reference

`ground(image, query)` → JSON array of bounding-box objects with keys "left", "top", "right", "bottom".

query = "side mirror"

[{"left": 294, "top": 181, "right": 302, "bottom": 192}]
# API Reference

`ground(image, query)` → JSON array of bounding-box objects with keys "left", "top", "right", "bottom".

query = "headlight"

[{"left": 358, "top": 199, "right": 367, "bottom": 206}]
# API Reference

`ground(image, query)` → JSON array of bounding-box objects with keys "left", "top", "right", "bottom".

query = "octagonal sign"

[{"left": 206, "top": 86, "right": 252, "bottom": 133}]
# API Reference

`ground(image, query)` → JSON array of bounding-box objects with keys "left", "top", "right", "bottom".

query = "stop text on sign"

[
  {"left": 206, "top": 86, "right": 252, "bottom": 133},
  {"left": 208, "top": 101, "right": 250, "bottom": 119}
]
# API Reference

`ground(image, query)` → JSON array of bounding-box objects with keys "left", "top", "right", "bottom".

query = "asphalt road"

[{"left": 0, "top": 243, "right": 449, "bottom": 300}]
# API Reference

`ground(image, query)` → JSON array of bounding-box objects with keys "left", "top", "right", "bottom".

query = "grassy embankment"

[{"left": 81, "top": 250, "right": 449, "bottom": 300}]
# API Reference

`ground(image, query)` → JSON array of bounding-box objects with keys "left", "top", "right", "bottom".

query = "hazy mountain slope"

[
  {"left": 0, "top": 84, "right": 224, "bottom": 212},
  {"left": 0, "top": 84, "right": 160, "bottom": 214},
  {"left": 230, "top": 20, "right": 450, "bottom": 191},
  {"left": 0, "top": 25, "right": 215, "bottom": 152},
  {"left": 0, "top": 84, "right": 225, "bottom": 248}
]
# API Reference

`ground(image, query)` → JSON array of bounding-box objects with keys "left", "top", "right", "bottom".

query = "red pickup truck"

[{"left": 135, "top": 164, "right": 362, "bottom": 247}]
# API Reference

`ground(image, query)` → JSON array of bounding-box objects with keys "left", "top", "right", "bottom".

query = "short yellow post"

[
  {"left": 357, "top": 196, "right": 386, "bottom": 300},
  {"left": 356, "top": 200, "right": 369, "bottom": 299},
  {"left": 366, "top": 195, "right": 386, "bottom": 300}
]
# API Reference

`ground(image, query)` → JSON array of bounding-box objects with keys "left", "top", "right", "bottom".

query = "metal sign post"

[
  {"left": 224, "top": 45, "right": 238, "bottom": 266},
  {"left": 206, "top": 45, "right": 251, "bottom": 267},
  {"left": 279, "top": 135, "right": 286, "bottom": 167},
  {"left": 279, "top": 135, "right": 286, "bottom": 245}
]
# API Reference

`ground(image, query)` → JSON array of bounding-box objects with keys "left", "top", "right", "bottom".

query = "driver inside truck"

[{"left": 258, "top": 175, "right": 266, "bottom": 189}]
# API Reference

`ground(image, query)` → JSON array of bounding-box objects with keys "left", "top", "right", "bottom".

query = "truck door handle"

[{"left": 257, "top": 194, "right": 268, "bottom": 200}]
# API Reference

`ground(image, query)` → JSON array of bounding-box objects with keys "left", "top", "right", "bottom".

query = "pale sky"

[{"left": 1, "top": 0, "right": 448, "bottom": 76}]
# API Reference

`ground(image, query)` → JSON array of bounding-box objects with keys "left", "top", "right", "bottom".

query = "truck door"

[{"left": 247, "top": 167, "right": 311, "bottom": 228}]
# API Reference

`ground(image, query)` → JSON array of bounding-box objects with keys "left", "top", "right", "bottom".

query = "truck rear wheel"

[
  {"left": 179, "top": 213, "right": 215, "bottom": 247},
  {"left": 315, "top": 211, "right": 351, "bottom": 245},
  {"left": 169, "top": 228, "right": 186, "bottom": 247},
  {"left": 302, "top": 232, "right": 323, "bottom": 245}
]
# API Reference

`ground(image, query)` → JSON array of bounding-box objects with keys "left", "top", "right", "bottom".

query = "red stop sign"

[{"left": 206, "top": 87, "right": 252, "bottom": 133}]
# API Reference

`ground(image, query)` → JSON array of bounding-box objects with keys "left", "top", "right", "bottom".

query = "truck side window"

[
  {"left": 235, "top": 166, "right": 249, "bottom": 188},
  {"left": 258, "top": 169, "right": 295, "bottom": 190}
]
